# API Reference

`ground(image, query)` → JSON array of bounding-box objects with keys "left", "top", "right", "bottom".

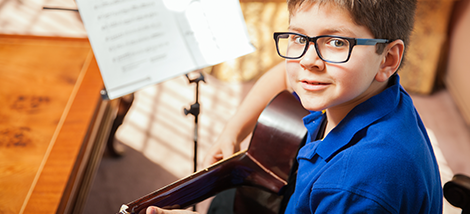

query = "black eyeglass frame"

[{"left": 273, "top": 32, "right": 391, "bottom": 63}]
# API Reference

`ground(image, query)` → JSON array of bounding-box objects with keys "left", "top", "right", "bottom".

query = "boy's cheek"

[
  {"left": 285, "top": 68, "right": 296, "bottom": 88},
  {"left": 285, "top": 62, "right": 299, "bottom": 85}
]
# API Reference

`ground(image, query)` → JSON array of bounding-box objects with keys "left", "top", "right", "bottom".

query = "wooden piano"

[{"left": 0, "top": 34, "right": 118, "bottom": 214}]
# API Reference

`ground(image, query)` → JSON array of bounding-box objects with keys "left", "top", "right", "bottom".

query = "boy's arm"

[{"left": 203, "top": 62, "right": 289, "bottom": 166}]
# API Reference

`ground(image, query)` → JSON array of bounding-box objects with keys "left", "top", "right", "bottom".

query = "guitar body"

[
  {"left": 232, "top": 90, "right": 308, "bottom": 214},
  {"left": 118, "top": 91, "right": 308, "bottom": 214}
]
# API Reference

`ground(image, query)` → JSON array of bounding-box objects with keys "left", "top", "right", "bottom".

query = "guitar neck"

[{"left": 118, "top": 150, "right": 287, "bottom": 214}]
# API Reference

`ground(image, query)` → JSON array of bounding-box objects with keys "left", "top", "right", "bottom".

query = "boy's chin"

[
  {"left": 299, "top": 100, "right": 326, "bottom": 112},
  {"left": 295, "top": 90, "right": 329, "bottom": 112}
]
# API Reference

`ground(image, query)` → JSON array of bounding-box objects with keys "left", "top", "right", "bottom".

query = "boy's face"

[{"left": 286, "top": 3, "right": 388, "bottom": 114}]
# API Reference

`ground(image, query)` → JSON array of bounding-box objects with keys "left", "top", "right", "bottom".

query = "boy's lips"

[{"left": 300, "top": 79, "right": 330, "bottom": 91}]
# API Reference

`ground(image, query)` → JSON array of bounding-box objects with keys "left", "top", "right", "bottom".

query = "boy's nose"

[{"left": 300, "top": 43, "right": 324, "bottom": 70}]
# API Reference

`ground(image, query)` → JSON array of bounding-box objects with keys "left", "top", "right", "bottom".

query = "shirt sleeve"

[{"left": 309, "top": 188, "right": 393, "bottom": 213}]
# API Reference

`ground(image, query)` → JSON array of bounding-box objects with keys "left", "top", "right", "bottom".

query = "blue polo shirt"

[{"left": 285, "top": 75, "right": 443, "bottom": 213}]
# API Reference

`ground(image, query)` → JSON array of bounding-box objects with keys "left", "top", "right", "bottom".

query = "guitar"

[{"left": 118, "top": 91, "right": 309, "bottom": 214}]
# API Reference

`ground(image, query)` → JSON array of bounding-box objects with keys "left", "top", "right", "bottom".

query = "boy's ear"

[{"left": 376, "top": 39, "right": 405, "bottom": 82}]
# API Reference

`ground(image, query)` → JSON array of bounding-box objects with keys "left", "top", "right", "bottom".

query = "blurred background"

[{"left": 1, "top": 0, "right": 470, "bottom": 213}]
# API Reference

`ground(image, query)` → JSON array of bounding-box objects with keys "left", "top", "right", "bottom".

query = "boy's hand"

[
  {"left": 203, "top": 62, "right": 288, "bottom": 168},
  {"left": 203, "top": 136, "right": 240, "bottom": 167},
  {"left": 146, "top": 206, "right": 198, "bottom": 214}
]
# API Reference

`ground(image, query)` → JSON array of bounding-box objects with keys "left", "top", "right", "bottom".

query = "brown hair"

[{"left": 287, "top": 0, "right": 417, "bottom": 54}]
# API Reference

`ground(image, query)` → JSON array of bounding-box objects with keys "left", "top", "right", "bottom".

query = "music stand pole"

[{"left": 184, "top": 72, "right": 205, "bottom": 211}]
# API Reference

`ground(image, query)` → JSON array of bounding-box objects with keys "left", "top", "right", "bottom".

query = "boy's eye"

[
  {"left": 326, "top": 38, "right": 347, "bottom": 48},
  {"left": 293, "top": 36, "right": 307, "bottom": 45}
]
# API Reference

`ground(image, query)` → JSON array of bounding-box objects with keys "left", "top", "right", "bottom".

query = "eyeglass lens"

[{"left": 276, "top": 33, "right": 350, "bottom": 62}]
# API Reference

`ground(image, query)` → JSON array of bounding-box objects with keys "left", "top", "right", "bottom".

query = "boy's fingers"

[
  {"left": 146, "top": 206, "right": 170, "bottom": 214},
  {"left": 202, "top": 149, "right": 222, "bottom": 167},
  {"left": 146, "top": 206, "right": 158, "bottom": 214},
  {"left": 221, "top": 144, "right": 235, "bottom": 160}
]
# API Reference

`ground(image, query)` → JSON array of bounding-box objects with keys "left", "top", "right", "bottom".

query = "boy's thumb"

[
  {"left": 146, "top": 206, "right": 198, "bottom": 214},
  {"left": 146, "top": 206, "right": 166, "bottom": 214},
  {"left": 146, "top": 206, "right": 158, "bottom": 214}
]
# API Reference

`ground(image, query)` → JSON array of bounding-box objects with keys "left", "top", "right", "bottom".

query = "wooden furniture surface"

[{"left": 0, "top": 34, "right": 115, "bottom": 214}]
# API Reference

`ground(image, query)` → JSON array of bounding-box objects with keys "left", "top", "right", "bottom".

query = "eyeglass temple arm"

[{"left": 356, "top": 38, "right": 391, "bottom": 45}]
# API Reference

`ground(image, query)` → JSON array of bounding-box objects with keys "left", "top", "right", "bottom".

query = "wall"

[{"left": 446, "top": 0, "right": 470, "bottom": 126}]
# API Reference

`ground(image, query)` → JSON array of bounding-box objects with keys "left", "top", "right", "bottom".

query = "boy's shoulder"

[{"left": 310, "top": 124, "right": 441, "bottom": 213}]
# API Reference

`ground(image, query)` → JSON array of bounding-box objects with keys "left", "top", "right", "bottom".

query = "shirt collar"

[
  {"left": 300, "top": 74, "right": 402, "bottom": 161},
  {"left": 302, "top": 111, "right": 325, "bottom": 143}
]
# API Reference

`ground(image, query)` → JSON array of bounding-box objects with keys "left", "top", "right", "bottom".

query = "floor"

[{"left": 82, "top": 73, "right": 470, "bottom": 214}]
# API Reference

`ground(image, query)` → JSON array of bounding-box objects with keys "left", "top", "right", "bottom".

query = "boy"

[{"left": 148, "top": 0, "right": 443, "bottom": 213}]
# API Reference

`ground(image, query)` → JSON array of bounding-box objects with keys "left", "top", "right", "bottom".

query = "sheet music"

[
  {"left": 76, "top": 0, "right": 255, "bottom": 99},
  {"left": 169, "top": 0, "right": 254, "bottom": 66}
]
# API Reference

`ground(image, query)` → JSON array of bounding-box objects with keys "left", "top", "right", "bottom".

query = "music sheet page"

[
  {"left": 169, "top": 0, "right": 255, "bottom": 66},
  {"left": 76, "top": 0, "right": 254, "bottom": 99}
]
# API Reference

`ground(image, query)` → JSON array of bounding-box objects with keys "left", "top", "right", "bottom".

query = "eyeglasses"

[{"left": 273, "top": 32, "right": 391, "bottom": 63}]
